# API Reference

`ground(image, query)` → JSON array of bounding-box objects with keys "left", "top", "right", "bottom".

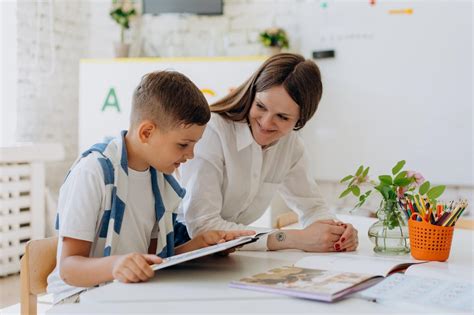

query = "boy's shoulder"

[{"left": 67, "top": 151, "right": 106, "bottom": 181}]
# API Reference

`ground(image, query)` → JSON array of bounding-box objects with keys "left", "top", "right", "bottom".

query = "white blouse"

[{"left": 178, "top": 113, "right": 336, "bottom": 250}]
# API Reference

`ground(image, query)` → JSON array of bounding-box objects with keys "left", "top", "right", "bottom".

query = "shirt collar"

[{"left": 235, "top": 121, "right": 254, "bottom": 152}]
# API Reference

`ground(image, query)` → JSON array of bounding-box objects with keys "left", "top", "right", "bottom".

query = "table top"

[{"left": 47, "top": 214, "right": 474, "bottom": 314}]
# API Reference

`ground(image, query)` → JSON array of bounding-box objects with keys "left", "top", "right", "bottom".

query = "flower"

[
  {"left": 339, "top": 160, "right": 446, "bottom": 228},
  {"left": 110, "top": 0, "right": 137, "bottom": 43},
  {"left": 259, "top": 28, "right": 289, "bottom": 49}
]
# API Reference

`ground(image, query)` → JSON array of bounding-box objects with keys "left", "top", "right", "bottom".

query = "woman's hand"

[
  {"left": 175, "top": 230, "right": 256, "bottom": 254},
  {"left": 197, "top": 230, "right": 256, "bottom": 248},
  {"left": 112, "top": 253, "right": 162, "bottom": 283},
  {"left": 296, "top": 220, "right": 347, "bottom": 252},
  {"left": 333, "top": 222, "right": 359, "bottom": 252}
]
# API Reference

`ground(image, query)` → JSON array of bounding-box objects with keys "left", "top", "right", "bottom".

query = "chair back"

[{"left": 20, "top": 237, "right": 58, "bottom": 315}]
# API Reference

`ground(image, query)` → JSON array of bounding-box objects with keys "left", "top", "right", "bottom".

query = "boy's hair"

[{"left": 130, "top": 71, "right": 210, "bottom": 130}]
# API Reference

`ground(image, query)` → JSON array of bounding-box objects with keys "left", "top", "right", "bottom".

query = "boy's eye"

[{"left": 178, "top": 143, "right": 188, "bottom": 148}]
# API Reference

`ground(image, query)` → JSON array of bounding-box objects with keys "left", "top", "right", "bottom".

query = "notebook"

[
  {"left": 151, "top": 231, "right": 270, "bottom": 271},
  {"left": 229, "top": 254, "right": 425, "bottom": 302},
  {"left": 359, "top": 273, "right": 473, "bottom": 312}
]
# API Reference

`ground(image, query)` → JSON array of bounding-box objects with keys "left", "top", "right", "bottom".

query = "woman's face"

[{"left": 248, "top": 85, "right": 300, "bottom": 146}]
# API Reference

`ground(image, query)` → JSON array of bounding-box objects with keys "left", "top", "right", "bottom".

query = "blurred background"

[{"left": 0, "top": 0, "right": 472, "bottom": 309}]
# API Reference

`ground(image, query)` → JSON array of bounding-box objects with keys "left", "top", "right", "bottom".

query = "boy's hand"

[{"left": 112, "top": 253, "right": 162, "bottom": 283}]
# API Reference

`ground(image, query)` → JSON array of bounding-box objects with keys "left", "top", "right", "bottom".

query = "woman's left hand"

[{"left": 334, "top": 222, "right": 358, "bottom": 252}]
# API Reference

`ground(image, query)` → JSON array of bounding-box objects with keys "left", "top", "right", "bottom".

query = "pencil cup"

[{"left": 408, "top": 219, "right": 454, "bottom": 261}]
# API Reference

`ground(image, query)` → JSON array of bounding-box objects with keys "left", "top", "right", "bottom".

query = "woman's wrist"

[{"left": 267, "top": 229, "right": 301, "bottom": 250}]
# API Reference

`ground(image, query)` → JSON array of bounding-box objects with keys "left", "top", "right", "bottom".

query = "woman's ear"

[{"left": 137, "top": 120, "right": 157, "bottom": 143}]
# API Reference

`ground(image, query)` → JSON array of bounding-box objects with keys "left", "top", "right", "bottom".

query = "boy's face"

[{"left": 142, "top": 122, "right": 206, "bottom": 174}]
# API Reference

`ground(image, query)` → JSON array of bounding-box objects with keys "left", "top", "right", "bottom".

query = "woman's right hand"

[
  {"left": 296, "top": 220, "right": 346, "bottom": 252},
  {"left": 112, "top": 253, "right": 162, "bottom": 283}
]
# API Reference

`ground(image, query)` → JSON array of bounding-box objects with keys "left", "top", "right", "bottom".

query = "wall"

[
  {"left": 15, "top": 0, "right": 472, "bottom": 219},
  {"left": 16, "top": 0, "right": 89, "bottom": 192}
]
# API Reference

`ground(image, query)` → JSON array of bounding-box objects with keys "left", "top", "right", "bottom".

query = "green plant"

[
  {"left": 110, "top": 0, "right": 137, "bottom": 43},
  {"left": 339, "top": 160, "right": 446, "bottom": 228},
  {"left": 259, "top": 28, "right": 289, "bottom": 49}
]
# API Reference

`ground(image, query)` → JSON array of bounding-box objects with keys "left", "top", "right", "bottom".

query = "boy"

[{"left": 47, "top": 71, "right": 254, "bottom": 304}]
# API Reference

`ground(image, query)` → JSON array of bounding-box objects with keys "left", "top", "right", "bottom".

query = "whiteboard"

[
  {"left": 79, "top": 57, "right": 264, "bottom": 152},
  {"left": 297, "top": 0, "right": 473, "bottom": 185}
]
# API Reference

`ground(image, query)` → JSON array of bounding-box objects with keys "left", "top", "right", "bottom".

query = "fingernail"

[
  {"left": 341, "top": 237, "right": 346, "bottom": 243},
  {"left": 334, "top": 244, "right": 340, "bottom": 250}
]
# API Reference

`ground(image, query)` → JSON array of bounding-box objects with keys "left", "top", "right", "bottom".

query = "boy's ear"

[{"left": 137, "top": 120, "right": 158, "bottom": 143}]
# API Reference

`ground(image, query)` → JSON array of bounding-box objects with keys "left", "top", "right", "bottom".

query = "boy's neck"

[{"left": 124, "top": 132, "right": 150, "bottom": 172}]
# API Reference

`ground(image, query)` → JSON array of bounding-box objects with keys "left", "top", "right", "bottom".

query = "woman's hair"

[{"left": 210, "top": 53, "right": 323, "bottom": 130}]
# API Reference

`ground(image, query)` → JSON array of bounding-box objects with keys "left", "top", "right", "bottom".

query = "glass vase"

[{"left": 368, "top": 199, "right": 410, "bottom": 255}]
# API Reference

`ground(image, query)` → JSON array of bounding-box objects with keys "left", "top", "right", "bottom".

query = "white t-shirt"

[
  {"left": 178, "top": 113, "right": 336, "bottom": 250},
  {"left": 47, "top": 155, "right": 157, "bottom": 304}
]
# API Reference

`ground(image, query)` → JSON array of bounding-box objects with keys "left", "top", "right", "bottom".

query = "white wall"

[
  {"left": 14, "top": 0, "right": 473, "bottom": 214},
  {"left": 0, "top": 0, "right": 17, "bottom": 146}
]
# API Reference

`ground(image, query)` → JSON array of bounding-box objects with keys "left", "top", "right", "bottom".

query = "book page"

[
  {"left": 405, "top": 261, "right": 474, "bottom": 283},
  {"left": 295, "top": 254, "right": 424, "bottom": 277},
  {"left": 152, "top": 232, "right": 269, "bottom": 271},
  {"left": 359, "top": 273, "right": 473, "bottom": 312}
]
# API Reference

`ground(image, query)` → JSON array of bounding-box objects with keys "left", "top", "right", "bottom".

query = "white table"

[{"left": 47, "top": 215, "right": 474, "bottom": 314}]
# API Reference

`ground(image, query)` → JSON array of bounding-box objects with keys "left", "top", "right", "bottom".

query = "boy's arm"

[{"left": 60, "top": 237, "right": 162, "bottom": 286}]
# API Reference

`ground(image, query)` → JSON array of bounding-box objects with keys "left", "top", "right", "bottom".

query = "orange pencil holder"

[{"left": 408, "top": 219, "right": 454, "bottom": 261}]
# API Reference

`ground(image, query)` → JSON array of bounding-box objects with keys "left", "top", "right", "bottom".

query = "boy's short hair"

[{"left": 130, "top": 71, "right": 210, "bottom": 130}]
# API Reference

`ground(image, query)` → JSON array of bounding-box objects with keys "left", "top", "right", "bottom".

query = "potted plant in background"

[
  {"left": 339, "top": 160, "right": 446, "bottom": 255},
  {"left": 259, "top": 27, "right": 289, "bottom": 55},
  {"left": 110, "top": 0, "right": 137, "bottom": 57}
]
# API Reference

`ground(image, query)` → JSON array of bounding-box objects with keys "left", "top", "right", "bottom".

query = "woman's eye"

[
  {"left": 256, "top": 103, "right": 265, "bottom": 110},
  {"left": 278, "top": 115, "right": 289, "bottom": 121},
  {"left": 178, "top": 143, "right": 188, "bottom": 148}
]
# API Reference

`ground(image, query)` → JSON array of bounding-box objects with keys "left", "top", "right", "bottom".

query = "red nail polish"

[
  {"left": 341, "top": 237, "right": 346, "bottom": 243},
  {"left": 334, "top": 244, "right": 340, "bottom": 250}
]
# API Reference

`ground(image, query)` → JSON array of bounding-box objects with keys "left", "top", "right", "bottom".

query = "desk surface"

[{"left": 48, "top": 215, "right": 474, "bottom": 314}]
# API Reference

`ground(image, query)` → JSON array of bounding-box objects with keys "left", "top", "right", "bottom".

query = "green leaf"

[
  {"left": 362, "top": 166, "right": 370, "bottom": 178},
  {"left": 394, "top": 171, "right": 408, "bottom": 181},
  {"left": 355, "top": 165, "right": 364, "bottom": 176},
  {"left": 393, "top": 178, "right": 412, "bottom": 187},
  {"left": 351, "top": 185, "right": 361, "bottom": 196},
  {"left": 392, "top": 160, "right": 406, "bottom": 175},
  {"left": 378, "top": 175, "right": 393, "bottom": 185},
  {"left": 339, "top": 187, "right": 352, "bottom": 198},
  {"left": 419, "top": 181, "right": 430, "bottom": 195},
  {"left": 340, "top": 175, "right": 353, "bottom": 183},
  {"left": 426, "top": 185, "right": 446, "bottom": 200}
]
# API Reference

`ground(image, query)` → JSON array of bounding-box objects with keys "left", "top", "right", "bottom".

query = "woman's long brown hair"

[{"left": 210, "top": 53, "right": 323, "bottom": 130}]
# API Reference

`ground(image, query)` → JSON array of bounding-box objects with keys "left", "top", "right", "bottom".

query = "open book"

[
  {"left": 151, "top": 232, "right": 270, "bottom": 271},
  {"left": 229, "top": 254, "right": 425, "bottom": 302}
]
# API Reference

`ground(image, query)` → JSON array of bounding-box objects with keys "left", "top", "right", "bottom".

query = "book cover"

[{"left": 230, "top": 265, "right": 381, "bottom": 302}]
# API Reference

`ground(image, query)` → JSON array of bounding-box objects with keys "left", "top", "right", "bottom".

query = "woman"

[{"left": 178, "top": 53, "right": 358, "bottom": 252}]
